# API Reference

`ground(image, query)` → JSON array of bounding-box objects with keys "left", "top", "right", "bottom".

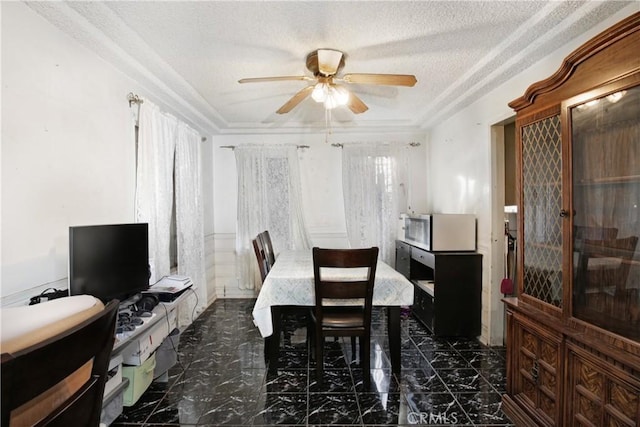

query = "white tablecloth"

[{"left": 252, "top": 250, "right": 414, "bottom": 337}]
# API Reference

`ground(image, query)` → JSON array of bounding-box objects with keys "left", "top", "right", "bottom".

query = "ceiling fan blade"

[
  {"left": 238, "top": 76, "right": 312, "bottom": 84},
  {"left": 317, "top": 49, "right": 344, "bottom": 76},
  {"left": 276, "top": 85, "right": 314, "bottom": 114},
  {"left": 346, "top": 91, "right": 369, "bottom": 114},
  {"left": 341, "top": 73, "right": 417, "bottom": 87}
]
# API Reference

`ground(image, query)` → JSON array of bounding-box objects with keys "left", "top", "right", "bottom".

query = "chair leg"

[
  {"left": 308, "top": 324, "right": 316, "bottom": 361},
  {"left": 351, "top": 336, "right": 357, "bottom": 360},
  {"left": 362, "top": 335, "right": 371, "bottom": 389},
  {"left": 263, "top": 337, "right": 270, "bottom": 363},
  {"left": 315, "top": 334, "right": 324, "bottom": 383}
]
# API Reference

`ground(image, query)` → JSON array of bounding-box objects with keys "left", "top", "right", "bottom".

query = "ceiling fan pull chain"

[
  {"left": 325, "top": 108, "right": 329, "bottom": 143},
  {"left": 325, "top": 108, "right": 333, "bottom": 143}
]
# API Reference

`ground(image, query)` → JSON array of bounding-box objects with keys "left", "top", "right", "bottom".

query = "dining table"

[{"left": 252, "top": 250, "right": 414, "bottom": 374}]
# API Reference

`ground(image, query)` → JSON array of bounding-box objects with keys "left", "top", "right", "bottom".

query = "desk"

[{"left": 252, "top": 250, "right": 414, "bottom": 373}]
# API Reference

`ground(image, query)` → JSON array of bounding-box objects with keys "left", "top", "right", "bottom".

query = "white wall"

[
  {"left": 426, "top": 4, "right": 639, "bottom": 346},
  {"left": 210, "top": 131, "right": 427, "bottom": 297},
  {"left": 2, "top": 2, "right": 133, "bottom": 299},
  {"left": 1, "top": 3, "right": 213, "bottom": 305}
]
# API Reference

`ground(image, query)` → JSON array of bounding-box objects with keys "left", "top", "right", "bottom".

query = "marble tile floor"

[{"left": 112, "top": 299, "right": 514, "bottom": 426}]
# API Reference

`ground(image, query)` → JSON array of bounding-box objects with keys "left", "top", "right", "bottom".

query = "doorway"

[{"left": 490, "top": 117, "right": 516, "bottom": 347}]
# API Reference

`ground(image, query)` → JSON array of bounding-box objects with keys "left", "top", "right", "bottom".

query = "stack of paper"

[{"left": 149, "top": 275, "right": 193, "bottom": 294}]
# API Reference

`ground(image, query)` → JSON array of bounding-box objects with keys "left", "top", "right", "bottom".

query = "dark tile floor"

[{"left": 112, "top": 299, "right": 513, "bottom": 426}]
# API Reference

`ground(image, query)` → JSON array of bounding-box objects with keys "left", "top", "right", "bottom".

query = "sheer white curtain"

[
  {"left": 136, "top": 101, "right": 206, "bottom": 319},
  {"left": 175, "top": 122, "right": 206, "bottom": 320},
  {"left": 235, "top": 145, "right": 311, "bottom": 290},
  {"left": 135, "top": 101, "right": 177, "bottom": 283},
  {"left": 342, "top": 143, "right": 407, "bottom": 265}
]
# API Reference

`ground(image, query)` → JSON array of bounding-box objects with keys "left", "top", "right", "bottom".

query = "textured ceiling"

[{"left": 27, "top": 1, "right": 633, "bottom": 135}]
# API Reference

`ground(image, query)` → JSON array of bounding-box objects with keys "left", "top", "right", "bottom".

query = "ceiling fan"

[{"left": 238, "top": 48, "right": 417, "bottom": 114}]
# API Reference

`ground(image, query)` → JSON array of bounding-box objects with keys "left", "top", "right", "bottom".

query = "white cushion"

[{"left": 1, "top": 295, "right": 104, "bottom": 353}]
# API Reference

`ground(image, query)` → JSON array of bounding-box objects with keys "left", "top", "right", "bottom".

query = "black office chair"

[
  {"left": 1, "top": 299, "right": 118, "bottom": 427},
  {"left": 311, "top": 247, "right": 378, "bottom": 387}
]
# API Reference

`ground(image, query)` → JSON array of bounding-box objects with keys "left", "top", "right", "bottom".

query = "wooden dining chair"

[
  {"left": 259, "top": 230, "right": 276, "bottom": 269},
  {"left": 253, "top": 235, "right": 275, "bottom": 362},
  {"left": 576, "top": 235, "right": 638, "bottom": 320},
  {"left": 254, "top": 234, "right": 311, "bottom": 363},
  {"left": 1, "top": 299, "right": 118, "bottom": 427},
  {"left": 311, "top": 246, "right": 379, "bottom": 387},
  {"left": 252, "top": 237, "right": 269, "bottom": 283}
]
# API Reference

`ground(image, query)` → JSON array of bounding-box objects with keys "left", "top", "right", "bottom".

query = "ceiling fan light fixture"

[
  {"left": 324, "top": 94, "right": 339, "bottom": 109},
  {"left": 333, "top": 85, "right": 350, "bottom": 106},
  {"left": 313, "top": 83, "right": 349, "bottom": 110},
  {"left": 317, "top": 49, "right": 344, "bottom": 76},
  {"left": 312, "top": 82, "right": 329, "bottom": 103}
]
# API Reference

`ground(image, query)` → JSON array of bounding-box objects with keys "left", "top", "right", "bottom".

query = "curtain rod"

[
  {"left": 127, "top": 92, "right": 143, "bottom": 107},
  {"left": 127, "top": 92, "right": 207, "bottom": 142},
  {"left": 331, "top": 142, "right": 421, "bottom": 148},
  {"left": 220, "top": 145, "right": 310, "bottom": 150}
]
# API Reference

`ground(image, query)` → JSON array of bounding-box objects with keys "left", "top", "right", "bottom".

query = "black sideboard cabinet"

[{"left": 396, "top": 240, "right": 482, "bottom": 337}]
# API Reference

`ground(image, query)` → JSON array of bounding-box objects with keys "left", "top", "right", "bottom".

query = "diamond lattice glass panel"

[{"left": 522, "top": 115, "right": 563, "bottom": 307}]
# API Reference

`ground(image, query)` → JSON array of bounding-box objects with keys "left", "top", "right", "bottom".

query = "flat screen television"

[{"left": 69, "top": 223, "right": 150, "bottom": 303}]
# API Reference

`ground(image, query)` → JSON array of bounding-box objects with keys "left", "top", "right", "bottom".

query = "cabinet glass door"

[
  {"left": 571, "top": 84, "right": 640, "bottom": 341},
  {"left": 521, "top": 116, "right": 563, "bottom": 307}
]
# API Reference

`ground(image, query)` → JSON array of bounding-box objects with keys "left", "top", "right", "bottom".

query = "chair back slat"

[
  {"left": 316, "top": 281, "right": 369, "bottom": 300},
  {"left": 1, "top": 299, "right": 118, "bottom": 427}
]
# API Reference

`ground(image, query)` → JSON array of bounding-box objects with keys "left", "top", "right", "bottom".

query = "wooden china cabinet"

[{"left": 502, "top": 13, "right": 640, "bottom": 427}]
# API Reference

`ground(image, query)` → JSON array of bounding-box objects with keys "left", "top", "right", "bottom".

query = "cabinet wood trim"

[
  {"left": 564, "top": 341, "right": 640, "bottom": 426},
  {"left": 508, "top": 312, "right": 562, "bottom": 426},
  {"left": 503, "top": 394, "right": 544, "bottom": 427},
  {"left": 509, "top": 13, "right": 640, "bottom": 111},
  {"left": 515, "top": 105, "right": 561, "bottom": 129},
  {"left": 565, "top": 319, "right": 640, "bottom": 371},
  {"left": 519, "top": 294, "right": 562, "bottom": 319}
]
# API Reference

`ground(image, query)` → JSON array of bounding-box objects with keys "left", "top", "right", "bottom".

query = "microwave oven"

[{"left": 403, "top": 214, "right": 476, "bottom": 251}]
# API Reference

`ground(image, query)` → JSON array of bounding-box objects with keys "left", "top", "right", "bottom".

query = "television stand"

[
  {"left": 395, "top": 240, "right": 482, "bottom": 337},
  {"left": 101, "top": 290, "right": 189, "bottom": 425}
]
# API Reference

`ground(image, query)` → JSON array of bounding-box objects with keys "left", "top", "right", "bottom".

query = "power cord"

[
  {"left": 158, "top": 300, "right": 187, "bottom": 376},
  {"left": 187, "top": 286, "right": 199, "bottom": 324},
  {"left": 153, "top": 287, "right": 201, "bottom": 380},
  {"left": 29, "top": 288, "right": 69, "bottom": 305}
]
